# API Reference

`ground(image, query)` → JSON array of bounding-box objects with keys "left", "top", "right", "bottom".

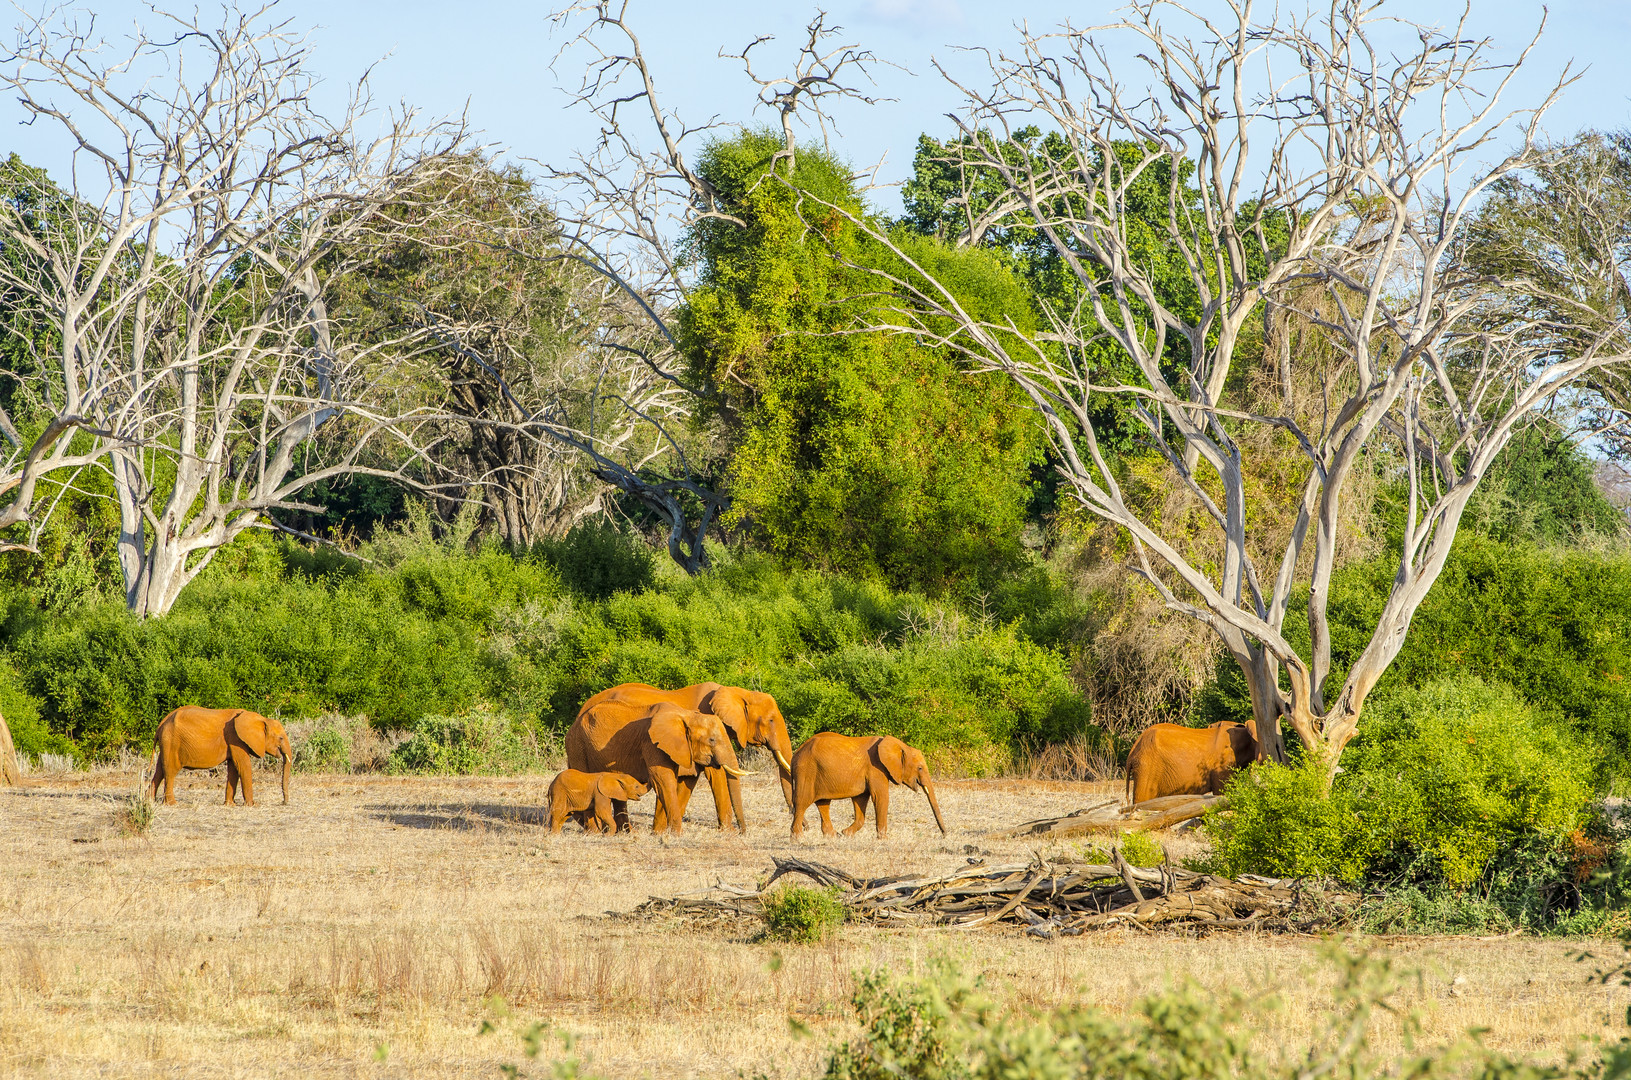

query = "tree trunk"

[{"left": 0, "top": 707, "right": 21, "bottom": 786}]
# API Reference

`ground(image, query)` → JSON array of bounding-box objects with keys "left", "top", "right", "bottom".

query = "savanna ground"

[{"left": 0, "top": 758, "right": 1619, "bottom": 1079}]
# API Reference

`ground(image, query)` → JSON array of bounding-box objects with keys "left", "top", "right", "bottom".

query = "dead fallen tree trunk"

[
  {"left": 1000, "top": 794, "right": 1225, "bottom": 839},
  {"left": 614, "top": 855, "right": 1358, "bottom": 937}
]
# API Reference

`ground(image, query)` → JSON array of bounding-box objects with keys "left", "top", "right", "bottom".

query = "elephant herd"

[
  {"left": 144, "top": 684, "right": 951, "bottom": 839},
  {"left": 556, "top": 682, "right": 948, "bottom": 838},
  {"left": 145, "top": 690, "right": 1257, "bottom": 838}
]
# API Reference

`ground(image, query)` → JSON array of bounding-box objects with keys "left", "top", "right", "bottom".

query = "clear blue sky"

[{"left": 5, "top": 1, "right": 1631, "bottom": 213}]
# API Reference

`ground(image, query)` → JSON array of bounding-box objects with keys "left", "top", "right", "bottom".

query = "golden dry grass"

[{"left": 1, "top": 765, "right": 1623, "bottom": 1079}]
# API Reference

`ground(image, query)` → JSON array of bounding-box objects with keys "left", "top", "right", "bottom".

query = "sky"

[{"left": 4, "top": 0, "right": 1631, "bottom": 215}]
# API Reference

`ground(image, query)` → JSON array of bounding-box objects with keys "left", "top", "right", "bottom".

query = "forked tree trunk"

[{"left": 0, "top": 707, "right": 21, "bottom": 786}]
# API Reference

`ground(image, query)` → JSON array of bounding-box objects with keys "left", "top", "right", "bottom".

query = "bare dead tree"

[
  {"left": 1, "top": 4, "right": 467, "bottom": 617},
  {"left": 803, "top": 1, "right": 1620, "bottom": 775}
]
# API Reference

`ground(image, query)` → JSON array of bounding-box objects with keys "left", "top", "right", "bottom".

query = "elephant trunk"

[
  {"left": 280, "top": 737, "right": 291, "bottom": 805},
  {"left": 921, "top": 771, "right": 947, "bottom": 835},
  {"left": 771, "top": 720, "right": 795, "bottom": 811},
  {"left": 727, "top": 770, "right": 747, "bottom": 833}
]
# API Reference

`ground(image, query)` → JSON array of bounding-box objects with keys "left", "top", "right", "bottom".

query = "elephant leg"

[
  {"left": 611, "top": 799, "right": 629, "bottom": 833},
  {"left": 148, "top": 754, "right": 162, "bottom": 802},
  {"left": 653, "top": 774, "right": 697, "bottom": 832},
  {"left": 650, "top": 770, "right": 684, "bottom": 835},
  {"left": 816, "top": 799, "right": 836, "bottom": 837},
  {"left": 703, "top": 766, "right": 735, "bottom": 831},
  {"left": 791, "top": 791, "right": 812, "bottom": 838},
  {"left": 871, "top": 779, "right": 891, "bottom": 838},
  {"left": 591, "top": 790, "right": 615, "bottom": 834},
  {"left": 224, "top": 755, "right": 240, "bottom": 805},
  {"left": 229, "top": 747, "right": 257, "bottom": 806},
  {"left": 842, "top": 792, "right": 870, "bottom": 837}
]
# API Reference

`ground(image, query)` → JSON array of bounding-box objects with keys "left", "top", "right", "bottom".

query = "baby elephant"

[
  {"left": 547, "top": 769, "right": 649, "bottom": 834},
  {"left": 790, "top": 733, "right": 947, "bottom": 839}
]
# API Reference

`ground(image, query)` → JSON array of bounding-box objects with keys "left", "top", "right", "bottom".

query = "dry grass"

[{"left": 1, "top": 767, "right": 1621, "bottom": 1079}]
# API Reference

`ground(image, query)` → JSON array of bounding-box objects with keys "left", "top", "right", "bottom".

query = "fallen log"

[{"left": 994, "top": 794, "right": 1226, "bottom": 839}]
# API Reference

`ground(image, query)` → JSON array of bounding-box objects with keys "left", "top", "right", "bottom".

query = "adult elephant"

[
  {"left": 149, "top": 706, "right": 292, "bottom": 806},
  {"left": 576, "top": 682, "right": 794, "bottom": 831},
  {"left": 565, "top": 702, "right": 747, "bottom": 834},
  {"left": 1124, "top": 720, "right": 1257, "bottom": 806}
]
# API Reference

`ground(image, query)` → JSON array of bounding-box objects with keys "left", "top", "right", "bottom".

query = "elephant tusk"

[
  {"left": 722, "top": 766, "right": 753, "bottom": 778},
  {"left": 771, "top": 748, "right": 792, "bottom": 773}
]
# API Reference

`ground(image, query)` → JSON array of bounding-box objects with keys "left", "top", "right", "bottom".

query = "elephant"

[
  {"left": 565, "top": 702, "right": 747, "bottom": 834},
  {"left": 789, "top": 732, "right": 947, "bottom": 839},
  {"left": 1124, "top": 720, "right": 1257, "bottom": 806},
  {"left": 149, "top": 706, "right": 291, "bottom": 806},
  {"left": 546, "top": 769, "right": 649, "bottom": 834},
  {"left": 574, "top": 682, "right": 795, "bottom": 832}
]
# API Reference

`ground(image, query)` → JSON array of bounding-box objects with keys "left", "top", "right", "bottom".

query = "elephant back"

[{"left": 567, "top": 704, "right": 659, "bottom": 782}]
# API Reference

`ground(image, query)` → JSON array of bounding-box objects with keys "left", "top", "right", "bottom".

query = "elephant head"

[
  {"left": 597, "top": 772, "right": 649, "bottom": 801},
  {"left": 647, "top": 704, "right": 748, "bottom": 827},
  {"left": 704, "top": 685, "right": 795, "bottom": 808},
  {"left": 874, "top": 736, "right": 946, "bottom": 835},
  {"left": 233, "top": 711, "right": 291, "bottom": 804}
]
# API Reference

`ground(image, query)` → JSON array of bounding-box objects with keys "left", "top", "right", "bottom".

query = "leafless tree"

[
  {"left": 0, "top": 4, "right": 466, "bottom": 617},
  {"left": 805, "top": 1, "right": 1624, "bottom": 775}
]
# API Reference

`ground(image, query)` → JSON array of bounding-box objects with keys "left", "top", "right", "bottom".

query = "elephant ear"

[
  {"left": 706, "top": 687, "right": 749, "bottom": 744},
  {"left": 602, "top": 773, "right": 647, "bottom": 800},
  {"left": 648, "top": 709, "right": 697, "bottom": 776},
  {"left": 233, "top": 711, "right": 269, "bottom": 757},
  {"left": 874, "top": 737, "right": 914, "bottom": 785}
]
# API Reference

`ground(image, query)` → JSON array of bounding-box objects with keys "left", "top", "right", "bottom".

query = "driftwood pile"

[{"left": 618, "top": 854, "right": 1358, "bottom": 937}]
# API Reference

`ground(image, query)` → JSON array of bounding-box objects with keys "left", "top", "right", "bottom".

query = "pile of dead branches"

[{"left": 614, "top": 856, "right": 1359, "bottom": 937}]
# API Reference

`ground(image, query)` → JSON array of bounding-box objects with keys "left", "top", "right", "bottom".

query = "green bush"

[
  {"left": 387, "top": 709, "right": 544, "bottom": 775},
  {"left": 532, "top": 521, "right": 656, "bottom": 600},
  {"left": 1119, "top": 830, "right": 1165, "bottom": 868},
  {"left": 1207, "top": 677, "right": 1596, "bottom": 902},
  {"left": 760, "top": 885, "right": 846, "bottom": 944},
  {"left": 1322, "top": 534, "right": 1631, "bottom": 776},
  {"left": 296, "top": 725, "right": 351, "bottom": 774},
  {"left": 822, "top": 950, "right": 1604, "bottom": 1080}
]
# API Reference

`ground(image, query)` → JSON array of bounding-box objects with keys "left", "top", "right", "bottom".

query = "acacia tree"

[
  {"left": 812, "top": 1, "right": 1628, "bottom": 774},
  {"left": 0, "top": 5, "right": 464, "bottom": 617}
]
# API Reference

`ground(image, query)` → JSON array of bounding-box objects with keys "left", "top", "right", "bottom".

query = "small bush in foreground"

[
  {"left": 1119, "top": 830, "right": 1165, "bottom": 868},
  {"left": 761, "top": 885, "right": 846, "bottom": 944},
  {"left": 823, "top": 948, "right": 1626, "bottom": 1080}
]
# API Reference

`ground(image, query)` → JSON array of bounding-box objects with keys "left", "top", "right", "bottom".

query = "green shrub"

[
  {"left": 532, "top": 522, "right": 656, "bottom": 600},
  {"left": 821, "top": 950, "right": 1599, "bottom": 1080},
  {"left": 1322, "top": 534, "right": 1631, "bottom": 777},
  {"left": 1119, "top": 830, "right": 1165, "bottom": 868},
  {"left": 387, "top": 710, "right": 543, "bottom": 775},
  {"left": 761, "top": 885, "right": 846, "bottom": 944},
  {"left": 1208, "top": 677, "right": 1596, "bottom": 904},
  {"left": 296, "top": 725, "right": 351, "bottom": 774}
]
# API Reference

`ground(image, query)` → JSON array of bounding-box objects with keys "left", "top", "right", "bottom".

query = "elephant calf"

[
  {"left": 547, "top": 769, "right": 649, "bottom": 834},
  {"left": 790, "top": 732, "right": 947, "bottom": 839}
]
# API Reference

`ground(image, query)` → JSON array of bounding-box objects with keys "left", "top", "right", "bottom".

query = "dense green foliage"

[
  {"left": 0, "top": 521, "right": 1091, "bottom": 765},
  {"left": 1208, "top": 677, "right": 1602, "bottom": 926},
  {"left": 680, "top": 132, "right": 1041, "bottom": 591},
  {"left": 1326, "top": 534, "right": 1631, "bottom": 769}
]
